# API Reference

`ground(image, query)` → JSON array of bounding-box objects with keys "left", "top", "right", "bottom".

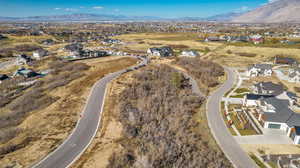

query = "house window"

[
  {"left": 291, "top": 132, "right": 296, "bottom": 141},
  {"left": 268, "top": 123, "right": 281, "bottom": 129}
]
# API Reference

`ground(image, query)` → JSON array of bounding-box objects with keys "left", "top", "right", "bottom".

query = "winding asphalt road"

[
  {"left": 206, "top": 67, "right": 257, "bottom": 168},
  {"left": 33, "top": 56, "right": 147, "bottom": 168}
]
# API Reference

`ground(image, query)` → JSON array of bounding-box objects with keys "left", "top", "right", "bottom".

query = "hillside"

[{"left": 232, "top": 0, "right": 300, "bottom": 23}]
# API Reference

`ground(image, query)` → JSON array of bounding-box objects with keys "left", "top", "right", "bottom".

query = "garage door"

[{"left": 268, "top": 123, "right": 281, "bottom": 129}]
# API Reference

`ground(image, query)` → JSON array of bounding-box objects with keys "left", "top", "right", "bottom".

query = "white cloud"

[
  {"left": 54, "top": 8, "right": 61, "bottom": 10},
  {"left": 65, "top": 8, "right": 77, "bottom": 12},
  {"left": 93, "top": 6, "right": 104, "bottom": 10},
  {"left": 240, "top": 6, "right": 249, "bottom": 11},
  {"left": 235, "top": 6, "right": 250, "bottom": 12},
  {"left": 114, "top": 9, "right": 120, "bottom": 12}
]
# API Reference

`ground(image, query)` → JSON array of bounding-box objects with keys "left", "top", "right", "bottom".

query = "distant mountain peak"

[{"left": 232, "top": 0, "right": 300, "bottom": 23}]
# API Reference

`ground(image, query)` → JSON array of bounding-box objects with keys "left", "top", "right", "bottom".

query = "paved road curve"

[
  {"left": 206, "top": 67, "right": 257, "bottom": 168},
  {"left": 33, "top": 57, "right": 147, "bottom": 168}
]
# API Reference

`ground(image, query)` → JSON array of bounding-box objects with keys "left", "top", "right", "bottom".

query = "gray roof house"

[
  {"left": 247, "top": 64, "right": 273, "bottom": 77},
  {"left": 258, "top": 97, "right": 300, "bottom": 144},
  {"left": 147, "top": 47, "right": 174, "bottom": 57},
  {"left": 0, "top": 74, "right": 9, "bottom": 83},
  {"left": 288, "top": 68, "right": 300, "bottom": 83},
  {"left": 16, "top": 54, "right": 33, "bottom": 65},
  {"left": 13, "top": 67, "right": 40, "bottom": 78},
  {"left": 253, "top": 82, "right": 284, "bottom": 96}
]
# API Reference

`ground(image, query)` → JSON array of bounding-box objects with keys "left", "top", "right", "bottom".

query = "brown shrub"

[
  {"left": 294, "top": 87, "right": 300, "bottom": 93},
  {"left": 169, "top": 44, "right": 189, "bottom": 49},
  {"left": 175, "top": 57, "right": 224, "bottom": 87},
  {"left": 0, "top": 128, "right": 22, "bottom": 143},
  {"left": 108, "top": 65, "right": 231, "bottom": 168},
  {"left": 236, "top": 52, "right": 257, "bottom": 57}
]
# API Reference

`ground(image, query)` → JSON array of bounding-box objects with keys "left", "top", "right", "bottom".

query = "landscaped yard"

[{"left": 228, "top": 104, "right": 258, "bottom": 136}]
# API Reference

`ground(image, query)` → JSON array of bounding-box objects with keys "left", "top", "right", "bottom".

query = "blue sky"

[{"left": 0, "top": 0, "right": 272, "bottom": 18}]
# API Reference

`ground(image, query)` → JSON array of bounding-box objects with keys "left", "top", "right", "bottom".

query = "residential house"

[
  {"left": 16, "top": 54, "right": 33, "bottom": 65},
  {"left": 257, "top": 97, "right": 300, "bottom": 144},
  {"left": 243, "top": 94, "right": 273, "bottom": 107},
  {"left": 180, "top": 50, "right": 200, "bottom": 57},
  {"left": 0, "top": 34, "right": 7, "bottom": 40},
  {"left": 78, "top": 49, "right": 108, "bottom": 58},
  {"left": 13, "top": 67, "right": 40, "bottom": 78},
  {"left": 274, "top": 57, "right": 297, "bottom": 66},
  {"left": 243, "top": 85, "right": 300, "bottom": 144},
  {"left": 65, "top": 43, "right": 83, "bottom": 52},
  {"left": 0, "top": 74, "right": 9, "bottom": 84},
  {"left": 32, "top": 49, "right": 48, "bottom": 60},
  {"left": 249, "top": 34, "right": 264, "bottom": 44},
  {"left": 230, "top": 36, "right": 250, "bottom": 43},
  {"left": 102, "top": 39, "right": 121, "bottom": 45},
  {"left": 247, "top": 64, "right": 273, "bottom": 77},
  {"left": 288, "top": 68, "right": 300, "bottom": 83},
  {"left": 147, "top": 47, "right": 174, "bottom": 57},
  {"left": 204, "top": 36, "right": 223, "bottom": 42},
  {"left": 65, "top": 43, "right": 83, "bottom": 56},
  {"left": 41, "top": 39, "right": 55, "bottom": 46},
  {"left": 253, "top": 82, "right": 284, "bottom": 96}
]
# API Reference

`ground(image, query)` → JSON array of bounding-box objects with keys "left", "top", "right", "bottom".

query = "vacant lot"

[
  {"left": 0, "top": 56, "right": 137, "bottom": 167},
  {"left": 116, "top": 33, "right": 222, "bottom": 53},
  {"left": 115, "top": 33, "right": 300, "bottom": 67}
]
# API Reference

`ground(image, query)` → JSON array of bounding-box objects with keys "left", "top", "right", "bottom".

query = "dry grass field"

[
  {"left": 116, "top": 33, "right": 222, "bottom": 53},
  {"left": 0, "top": 56, "right": 137, "bottom": 168},
  {"left": 115, "top": 33, "right": 300, "bottom": 67}
]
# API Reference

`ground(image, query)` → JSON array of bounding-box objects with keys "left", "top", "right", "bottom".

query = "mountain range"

[
  {"left": 1, "top": 0, "right": 300, "bottom": 23},
  {"left": 0, "top": 13, "right": 244, "bottom": 22},
  {"left": 232, "top": 0, "right": 300, "bottom": 23}
]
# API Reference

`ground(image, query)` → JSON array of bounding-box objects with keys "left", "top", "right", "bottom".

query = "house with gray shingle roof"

[
  {"left": 257, "top": 97, "right": 300, "bottom": 144},
  {"left": 253, "top": 82, "right": 284, "bottom": 96},
  {"left": 147, "top": 46, "right": 174, "bottom": 57},
  {"left": 288, "top": 68, "right": 300, "bottom": 83},
  {"left": 247, "top": 64, "right": 273, "bottom": 77}
]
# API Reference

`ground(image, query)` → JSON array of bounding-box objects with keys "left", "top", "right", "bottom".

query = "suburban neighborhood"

[{"left": 1, "top": 0, "right": 300, "bottom": 168}]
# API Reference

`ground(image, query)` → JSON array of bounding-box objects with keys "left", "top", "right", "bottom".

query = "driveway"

[{"left": 235, "top": 129, "right": 293, "bottom": 145}]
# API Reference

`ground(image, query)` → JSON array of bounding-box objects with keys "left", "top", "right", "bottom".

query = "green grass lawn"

[
  {"left": 230, "top": 94, "right": 246, "bottom": 98},
  {"left": 234, "top": 88, "right": 250, "bottom": 94}
]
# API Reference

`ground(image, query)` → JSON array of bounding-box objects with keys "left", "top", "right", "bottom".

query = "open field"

[
  {"left": 115, "top": 33, "right": 300, "bottom": 67},
  {"left": 116, "top": 33, "right": 222, "bottom": 53},
  {"left": 0, "top": 56, "right": 137, "bottom": 168}
]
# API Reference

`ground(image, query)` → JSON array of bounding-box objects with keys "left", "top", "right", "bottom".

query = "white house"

[
  {"left": 288, "top": 68, "right": 300, "bottom": 83},
  {"left": 147, "top": 47, "right": 173, "bottom": 57},
  {"left": 16, "top": 54, "right": 32, "bottom": 65},
  {"left": 32, "top": 49, "right": 48, "bottom": 60},
  {"left": 180, "top": 50, "right": 200, "bottom": 57},
  {"left": 247, "top": 64, "right": 273, "bottom": 77}
]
